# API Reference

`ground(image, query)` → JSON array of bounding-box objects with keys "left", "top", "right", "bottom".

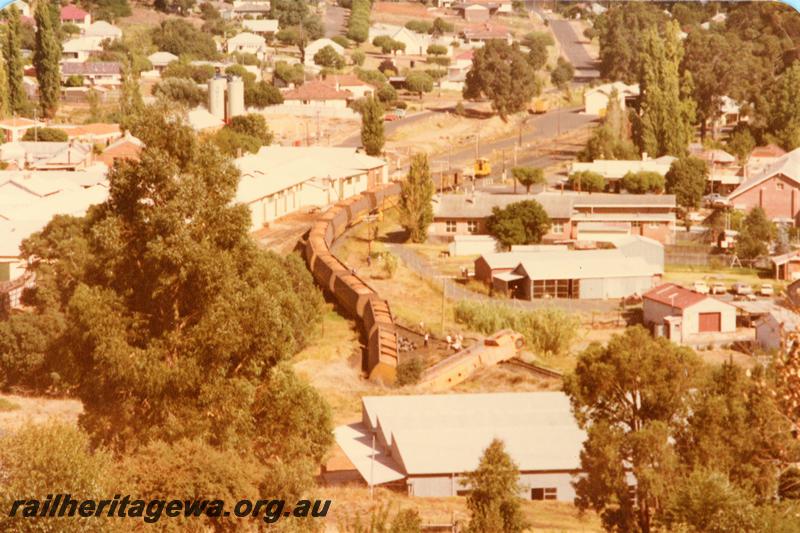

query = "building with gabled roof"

[
  {"left": 282, "top": 80, "right": 351, "bottom": 108},
  {"left": 84, "top": 20, "right": 122, "bottom": 40},
  {"left": 97, "top": 132, "right": 143, "bottom": 168},
  {"left": 0, "top": 118, "right": 47, "bottom": 143},
  {"left": 583, "top": 81, "right": 640, "bottom": 115},
  {"left": 332, "top": 391, "right": 587, "bottom": 500},
  {"left": 60, "top": 4, "right": 91, "bottom": 27},
  {"left": 148, "top": 51, "right": 179, "bottom": 71},
  {"left": 728, "top": 148, "right": 800, "bottom": 223},
  {"left": 643, "top": 283, "right": 738, "bottom": 346},
  {"left": 756, "top": 306, "right": 800, "bottom": 351},
  {"left": 242, "top": 19, "right": 279, "bottom": 35},
  {"left": 61, "top": 61, "right": 122, "bottom": 86}
]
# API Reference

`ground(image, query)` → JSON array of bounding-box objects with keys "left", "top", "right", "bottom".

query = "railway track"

[{"left": 500, "top": 358, "right": 564, "bottom": 380}]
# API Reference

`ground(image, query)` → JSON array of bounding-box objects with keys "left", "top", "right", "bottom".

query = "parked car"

[
  {"left": 760, "top": 283, "right": 774, "bottom": 296},
  {"left": 703, "top": 193, "right": 732, "bottom": 208},
  {"left": 692, "top": 281, "right": 709, "bottom": 294},
  {"left": 711, "top": 282, "right": 727, "bottom": 295},
  {"left": 384, "top": 113, "right": 399, "bottom": 121},
  {"left": 733, "top": 282, "right": 753, "bottom": 295}
]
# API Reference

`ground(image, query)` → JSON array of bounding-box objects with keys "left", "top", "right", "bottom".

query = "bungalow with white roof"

[
  {"left": 226, "top": 32, "right": 267, "bottom": 57},
  {"left": 583, "top": 82, "right": 640, "bottom": 116},
  {"left": 568, "top": 156, "right": 676, "bottom": 189},
  {"left": 148, "top": 51, "right": 179, "bottom": 72},
  {"left": 332, "top": 392, "right": 588, "bottom": 500},
  {"left": 234, "top": 146, "right": 387, "bottom": 230},
  {"left": 84, "top": 20, "right": 122, "bottom": 40},
  {"left": 242, "top": 19, "right": 279, "bottom": 36},
  {"left": 61, "top": 36, "right": 105, "bottom": 62}
]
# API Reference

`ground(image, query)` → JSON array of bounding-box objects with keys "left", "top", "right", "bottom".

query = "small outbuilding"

[{"left": 756, "top": 307, "right": 800, "bottom": 351}]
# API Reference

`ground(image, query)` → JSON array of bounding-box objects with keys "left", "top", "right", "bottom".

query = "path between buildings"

[{"left": 384, "top": 242, "right": 619, "bottom": 314}]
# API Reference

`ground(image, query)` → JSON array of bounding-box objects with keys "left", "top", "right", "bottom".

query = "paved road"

[
  {"left": 323, "top": 4, "right": 348, "bottom": 38},
  {"left": 537, "top": 11, "right": 600, "bottom": 82},
  {"left": 338, "top": 110, "right": 436, "bottom": 148}
]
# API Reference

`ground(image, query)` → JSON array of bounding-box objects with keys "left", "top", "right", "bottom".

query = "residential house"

[
  {"left": 442, "top": 49, "right": 474, "bottom": 91},
  {"left": 0, "top": 141, "right": 94, "bottom": 171},
  {"left": 61, "top": 36, "right": 105, "bottom": 62},
  {"left": 235, "top": 146, "right": 387, "bottom": 231},
  {"left": 322, "top": 74, "right": 375, "bottom": 99},
  {"left": 97, "top": 133, "right": 143, "bottom": 167},
  {"left": 148, "top": 51, "right": 179, "bottom": 72},
  {"left": 367, "top": 25, "right": 433, "bottom": 56},
  {"left": 60, "top": 123, "right": 122, "bottom": 145},
  {"left": 756, "top": 307, "right": 800, "bottom": 351},
  {"left": 568, "top": 156, "right": 676, "bottom": 191},
  {"left": 231, "top": 0, "right": 271, "bottom": 18},
  {"left": 242, "top": 19, "right": 279, "bottom": 36},
  {"left": 84, "top": 20, "right": 122, "bottom": 40},
  {"left": 61, "top": 61, "right": 122, "bottom": 86},
  {"left": 282, "top": 80, "right": 351, "bottom": 109},
  {"left": 728, "top": 148, "right": 800, "bottom": 223},
  {"left": 304, "top": 38, "right": 345, "bottom": 67},
  {"left": 431, "top": 192, "right": 678, "bottom": 244},
  {"left": 583, "top": 82, "right": 640, "bottom": 116},
  {"left": 462, "top": 4, "right": 491, "bottom": 23},
  {"left": 474, "top": 247, "right": 567, "bottom": 283},
  {"left": 689, "top": 143, "right": 741, "bottom": 194},
  {"left": 747, "top": 144, "right": 786, "bottom": 177},
  {"left": 332, "top": 392, "right": 587, "bottom": 500},
  {"left": 0, "top": 118, "right": 46, "bottom": 143},
  {"left": 643, "top": 283, "right": 739, "bottom": 347},
  {"left": 226, "top": 32, "right": 267, "bottom": 57},
  {"left": 460, "top": 23, "right": 512, "bottom": 45},
  {"left": 60, "top": 4, "right": 91, "bottom": 30}
]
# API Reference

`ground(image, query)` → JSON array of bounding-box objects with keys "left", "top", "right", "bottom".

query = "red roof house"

[
  {"left": 60, "top": 4, "right": 91, "bottom": 26},
  {"left": 642, "top": 283, "right": 737, "bottom": 345}
]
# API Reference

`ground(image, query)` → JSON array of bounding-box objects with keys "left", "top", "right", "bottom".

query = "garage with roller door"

[
  {"left": 643, "top": 283, "right": 736, "bottom": 345},
  {"left": 698, "top": 312, "right": 721, "bottom": 332}
]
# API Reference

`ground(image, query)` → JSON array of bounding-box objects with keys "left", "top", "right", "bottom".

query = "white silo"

[
  {"left": 208, "top": 77, "right": 226, "bottom": 120},
  {"left": 227, "top": 76, "right": 245, "bottom": 120}
]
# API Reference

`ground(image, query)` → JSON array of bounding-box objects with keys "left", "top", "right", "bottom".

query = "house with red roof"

[
  {"left": 282, "top": 80, "right": 351, "bottom": 109},
  {"left": 643, "top": 283, "right": 737, "bottom": 346},
  {"left": 60, "top": 4, "right": 91, "bottom": 29},
  {"left": 322, "top": 75, "right": 375, "bottom": 100},
  {"left": 728, "top": 148, "right": 800, "bottom": 223},
  {"left": 746, "top": 144, "right": 787, "bottom": 177}
]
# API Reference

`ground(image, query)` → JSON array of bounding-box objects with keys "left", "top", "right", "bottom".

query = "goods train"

[{"left": 301, "top": 182, "right": 403, "bottom": 384}]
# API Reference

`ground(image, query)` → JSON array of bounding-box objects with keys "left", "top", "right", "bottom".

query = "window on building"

[
  {"left": 456, "top": 489, "right": 472, "bottom": 497},
  {"left": 446, "top": 220, "right": 457, "bottom": 233},
  {"left": 551, "top": 222, "right": 564, "bottom": 234},
  {"left": 531, "top": 487, "right": 557, "bottom": 501},
  {"left": 648, "top": 222, "right": 661, "bottom": 228},
  {"left": 467, "top": 220, "right": 478, "bottom": 233},
  {"left": 778, "top": 182, "right": 785, "bottom": 190}
]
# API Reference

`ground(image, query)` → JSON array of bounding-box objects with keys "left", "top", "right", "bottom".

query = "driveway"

[
  {"left": 536, "top": 10, "right": 600, "bottom": 82},
  {"left": 323, "top": 4, "right": 348, "bottom": 38}
]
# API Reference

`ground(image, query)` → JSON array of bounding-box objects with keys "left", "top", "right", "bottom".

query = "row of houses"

[{"left": 431, "top": 191, "right": 677, "bottom": 244}]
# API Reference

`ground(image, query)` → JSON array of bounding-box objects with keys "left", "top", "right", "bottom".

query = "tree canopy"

[
  {"left": 486, "top": 200, "right": 551, "bottom": 249},
  {"left": 360, "top": 96, "right": 384, "bottom": 157},
  {"left": 736, "top": 207, "right": 774, "bottom": 261},
  {"left": 511, "top": 167, "right": 544, "bottom": 193},
  {"left": 621, "top": 171, "right": 665, "bottom": 194},
  {"left": 665, "top": 156, "right": 708, "bottom": 210},
  {"left": 151, "top": 19, "right": 218, "bottom": 59},
  {"left": 21, "top": 127, "right": 68, "bottom": 142},
  {"left": 33, "top": 0, "right": 62, "bottom": 119},
  {"left": 568, "top": 171, "right": 606, "bottom": 193},
  {"left": 464, "top": 41, "right": 539, "bottom": 120},
  {"left": 399, "top": 153, "right": 434, "bottom": 243}
]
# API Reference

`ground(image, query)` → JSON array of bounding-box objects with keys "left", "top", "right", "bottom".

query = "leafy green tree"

[
  {"left": 665, "top": 156, "right": 708, "bottom": 210},
  {"left": 523, "top": 31, "right": 553, "bottom": 71},
  {"left": 579, "top": 89, "right": 639, "bottom": 161},
  {"left": 211, "top": 127, "right": 261, "bottom": 157},
  {"left": 564, "top": 326, "right": 702, "bottom": 533},
  {"left": 405, "top": 71, "right": 434, "bottom": 100},
  {"left": 512, "top": 166, "right": 544, "bottom": 193},
  {"left": 4, "top": 6, "right": 28, "bottom": 113},
  {"left": 395, "top": 357, "right": 423, "bottom": 386},
  {"left": 621, "top": 171, "right": 665, "bottom": 193},
  {"left": 377, "top": 84, "right": 397, "bottom": 104},
  {"left": 153, "top": 77, "right": 206, "bottom": 107},
  {"left": 151, "top": 19, "right": 218, "bottom": 59},
  {"left": 463, "top": 439, "right": 527, "bottom": 533},
  {"left": 34, "top": 0, "right": 62, "bottom": 118},
  {"left": 0, "top": 423, "right": 113, "bottom": 533},
  {"left": 767, "top": 62, "right": 800, "bottom": 150},
  {"left": 675, "top": 364, "right": 797, "bottom": 500},
  {"left": 568, "top": 171, "right": 606, "bottom": 192},
  {"left": 594, "top": 3, "right": 668, "bottom": 83},
  {"left": 405, "top": 20, "right": 432, "bottom": 33},
  {"left": 0, "top": 45, "right": 8, "bottom": 118},
  {"left": 660, "top": 469, "right": 762, "bottom": 533},
  {"left": 162, "top": 60, "right": 216, "bottom": 83},
  {"left": 431, "top": 17, "right": 453, "bottom": 36},
  {"left": 65, "top": 74, "right": 85, "bottom": 87},
  {"left": 352, "top": 50, "right": 366, "bottom": 66},
  {"left": 83, "top": 0, "right": 133, "bottom": 21},
  {"left": 726, "top": 127, "right": 757, "bottom": 165},
  {"left": 118, "top": 62, "right": 145, "bottom": 132},
  {"left": 228, "top": 114, "right": 273, "bottom": 145},
  {"left": 274, "top": 61, "right": 305, "bottom": 86},
  {"left": 427, "top": 44, "right": 447, "bottom": 56},
  {"left": 736, "top": 207, "right": 774, "bottom": 260},
  {"left": 270, "top": 0, "right": 308, "bottom": 27},
  {"left": 634, "top": 22, "right": 696, "bottom": 157},
  {"left": 486, "top": 200, "right": 551, "bottom": 249},
  {"left": 464, "top": 41, "right": 539, "bottom": 120},
  {"left": 246, "top": 81, "right": 284, "bottom": 108},
  {"left": 314, "top": 45, "right": 345, "bottom": 69},
  {"left": 21, "top": 127, "right": 69, "bottom": 142},
  {"left": 550, "top": 57, "right": 574, "bottom": 89},
  {"left": 347, "top": 0, "right": 371, "bottom": 43},
  {"left": 360, "top": 96, "right": 384, "bottom": 157},
  {"left": 399, "top": 153, "right": 435, "bottom": 243},
  {"left": 18, "top": 105, "right": 324, "bottom": 452}
]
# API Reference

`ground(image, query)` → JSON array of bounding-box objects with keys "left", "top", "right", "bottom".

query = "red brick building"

[{"left": 728, "top": 148, "right": 800, "bottom": 223}]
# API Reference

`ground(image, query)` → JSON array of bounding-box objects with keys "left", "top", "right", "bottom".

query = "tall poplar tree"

[
  {"left": 34, "top": 0, "right": 63, "bottom": 118},
  {"left": 0, "top": 46, "right": 9, "bottom": 119},
  {"left": 360, "top": 96, "right": 384, "bottom": 157},
  {"left": 4, "top": 5, "right": 27, "bottom": 114},
  {"left": 399, "top": 153, "right": 434, "bottom": 243},
  {"left": 635, "top": 21, "right": 695, "bottom": 157}
]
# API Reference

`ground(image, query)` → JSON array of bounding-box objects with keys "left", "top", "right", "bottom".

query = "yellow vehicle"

[
  {"left": 474, "top": 157, "right": 491, "bottom": 178},
  {"left": 529, "top": 98, "right": 549, "bottom": 114}
]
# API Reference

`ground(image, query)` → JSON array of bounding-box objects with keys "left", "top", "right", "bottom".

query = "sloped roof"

[
  {"left": 242, "top": 19, "right": 279, "bottom": 33},
  {"left": 729, "top": 148, "right": 800, "bottom": 200},
  {"left": 434, "top": 193, "right": 576, "bottom": 220},
  {"left": 751, "top": 144, "right": 787, "bottom": 159},
  {"left": 147, "top": 51, "right": 179, "bottom": 66},
  {"left": 643, "top": 282, "right": 709, "bottom": 309},
  {"left": 85, "top": 20, "right": 122, "bottom": 38},
  {"left": 227, "top": 31, "right": 266, "bottom": 46},
  {"left": 283, "top": 80, "right": 351, "bottom": 101},
  {"left": 513, "top": 248, "right": 660, "bottom": 281},
  {"left": 60, "top": 4, "right": 89, "bottom": 20}
]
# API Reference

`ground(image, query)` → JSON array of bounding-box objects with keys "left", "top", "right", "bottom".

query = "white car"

[
  {"left": 711, "top": 282, "right": 727, "bottom": 295},
  {"left": 760, "top": 283, "right": 774, "bottom": 297},
  {"left": 692, "top": 281, "right": 709, "bottom": 294},
  {"left": 733, "top": 282, "right": 753, "bottom": 295}
]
